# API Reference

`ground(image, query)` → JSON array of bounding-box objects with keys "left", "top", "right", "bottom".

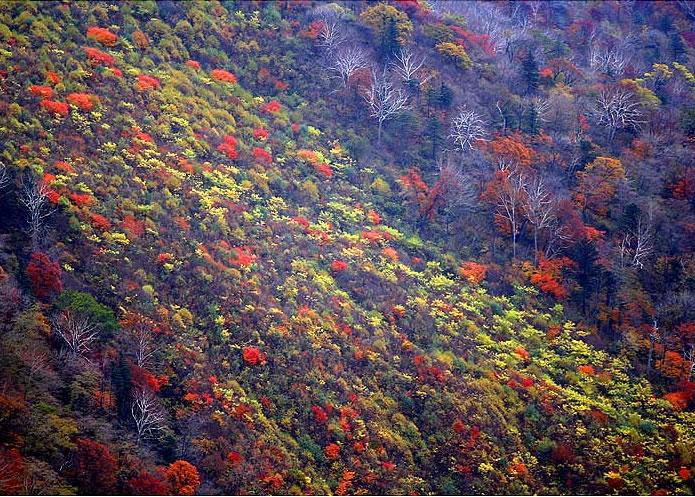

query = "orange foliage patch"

[
  {"left": 459, "top": 261, "right": 488, "bottom": 284},
  {"left": 185, "top": 60, "right": 201, "bottom": 70},
  {"left": 324, "top": 443, "right": 340, "bottom": 459},
  {"left": 136, "top": 74, "right": 160, "bottom": 91},
  {"left": 367, "top": 209, "right": 381, "bottom": 225},
  {"left": 67, "top": 92, "right": 97, "bottom": 111},
  {"left": 331, "top": 260, "right": 348, "bottom": 272},
  {"left": 86, "top": 26, "right": 118, "bottom": 46},
  {"left": 40, "top": 99, "right": 69, "bottom": 117},
  {"left": 29, "top": 85, "right": 53, "bottom": 98},
  {"left": 211, "top": 69, "right": 238, "bottom": 84},
  {"left": 230, "top": 246, "right": 256, "bottom": 267},
  {"left": 90, "top": 213, "right": 111, "bottom": 231}
]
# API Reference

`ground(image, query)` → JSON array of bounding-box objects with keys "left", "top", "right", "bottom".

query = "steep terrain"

[{"left": 0, "top": 1, "right": 694, "bottom": 495}]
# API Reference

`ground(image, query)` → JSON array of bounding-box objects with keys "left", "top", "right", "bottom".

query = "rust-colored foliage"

[
  {"left": 26, "top": 252, "right": 62, "bottom": 300},
  {"left": 86, "top": 27, "right": 118, "bottom": 46},
  {"left": 0, "top": 448, "right": 24, "bottom": 494},
  {"left": 574, "top": 157, "right": 625, "bottom": 217},
  {"left": 479, "top": 132, "right": 535, "bottom": 170},
  {"left": 185, "top": 60, "right": 201, "bottom": 70},
  {"left": 528, "top": 256, "right": 576, "bottom": 299},
  {"left": 165, "top": 460, "right": 201, "bottom": 496},
  {"left": 325, "top": 442, "right": 340, "bottom": 459},
  {"left": 84, "top": 46, "right": 114, "bottom": 66},
  {"left": 75, "top": 438, "right": 118, "bottom": 494},
  {"left": 132, "top": 30, "right": 149, "bottom": 49},
  {"left": 127, "top": 470, "right": 170, "bottom": 495},
  {"left": 122, "top": 215, "right": 145, "bottom": 239}
]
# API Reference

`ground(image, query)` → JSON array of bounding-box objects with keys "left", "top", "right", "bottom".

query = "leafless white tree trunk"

[
  {"left": 618, "top": 212, "right": 653, "bottom": 270},
  {"left": 133, "top": 326, "right": 158, "bottom": 368},
  {"left": 329, "top": 47, "right": 369, "bottom": 89},
  {"left": 363, "top": 67, "right": 410, "bottom": 144},
  {"left": 0, "top": 162, "right": 9, "bottom": 190},
  {"left": 449, "top": 106, "right": 488, "bottom": 152},
  {"left": 19, "top": 178, "right": 53, "bottom": 250},
  {"left": 523, "top": 175, "right": 556, "bottom": 264},
  {"left": 493, "top": 170, "right": 528, "bottom": 259},
  {"left": 391, "top": 47, "right": 431, "bottom": 86},
  {"left": 595, "top": 89, "right": 644, "bottom": 142},
  {"left": 53, "top": 311, "right": 99, "bottom": 359},
  {"left": 131, "top": 388, "right": 167, "bottom": 443}
]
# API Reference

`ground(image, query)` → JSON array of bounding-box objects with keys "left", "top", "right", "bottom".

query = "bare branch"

[
  {"left": 19, "top": 177, "right": 54, "bottom": 250},
  {"left": 449, "top": 106, "right": 488, "bottom": 152},
  {"left": 131, "top": 388, "right": 167, "bottom": 443},
  {"left": 329, "top": 46, "right": 369, "bottom": 89},
  {"left": 595, "top": 89, "right": 644, "bottom": 142},
  {"left": 391, "top": 47, "right": 431, "bottom": 86},
  {"left": 363, "top": 67, "right": 410, "bottom": 144},
  {"left": 0, "top": 162, "right": 9, "bottom": 191},
  {"left": 53, "top": 311, "right": 99, "bottom": 359}
]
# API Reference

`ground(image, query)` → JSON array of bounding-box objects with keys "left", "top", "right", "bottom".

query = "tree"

[
  {"left": 165, "top": 460, "right": 200, "bottom": 496},
  {"left": 317, "top": 16, "right": 344, "bottom": 54},
  {"left": 359, "top": 3, "right": 413, "bottom": 59},
  {"left": 131, "top": 388, "right": 167, "bottom": 443},
  {"left": 53, "top": 310, "right": 99, "bottom": 359},
  {"left": 574, "top": 157, "right": 625, "bottom": 217},
  {"left": 329, "top": 47, "right": 369, "bottom": 90},
  {"left": 391, "top": 47, "right": 428, "bottom": 83},
  {"left": 449, "top": 106, "right": 488, "bottom": 152},
  {"left": 483, "top": 169, "right": 528, "bottom": 259},
  {"left": 19, "top": 178, "right": 53, "bottom": 250},
  {"left": 523, "top": 175, "right": 557, "bottom": 264},
  {"left": 26, "top": 252, "right": 62, "bottom": 301},
  {"left": 522, "top": 50, "right": 539, "bottom": 94},
  {"left": 618, "top": 210, "right": 653, "bottom": 271},
  {"left": 0, "top": 162, "right": 9, "bottom": 191},
  {"left": 74, "top": 438, "right": 118, "bottom": 494},
  {"left": 363, "top": 67, "right": 410, "bottom": 144},
  {"left": 595, "top": 89, "right": 644, "bottom": 142}
]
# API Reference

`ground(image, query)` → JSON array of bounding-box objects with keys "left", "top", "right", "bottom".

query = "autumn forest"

[{"left": 0, "top": 0, "right": 694, "bottom": 495}]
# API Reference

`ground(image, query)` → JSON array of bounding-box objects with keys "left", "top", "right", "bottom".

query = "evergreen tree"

[
  {"left": 379, "top": 19, "right": 400, "bottom": 60},
  {"left": 671, "top": 32, "right": 686, "bottom": 63},
  {"left": 111, "top": 353, "right": 132, "bottom": 421},
  {"left": 522, "top": 50, "right": 539, "bottom": 94}
]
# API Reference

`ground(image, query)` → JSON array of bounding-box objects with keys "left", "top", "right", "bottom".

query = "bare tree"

[
  {"left": 391, "top": 47, "right": 431, "bottom": 86},
  {"left": 318, "top": 17, "right": 344, "bottom": 53},
  {"left": 363, "top": 67, "right": 410, "bottom": 144},
  {"left": 449, "top": 106, "right": 488, "bottom": 152},
  {"left": 19, "top": 178, "right": 53, "bottom": 250},
  {"left": 618, "top": 212, "right": 653, "bottom": 270},
  {"left": 0, "top": 162, "right": 9, "bottom": 191},
  {"left": 523, "top": 175, "right": 557, "bottom": 264},
  {"left": 595, "top": 89, "right": 644, "bottom": 142},
  {"left": 589, "top": 46, "right": 630, "bottom": 77},
  {"left": 329, "top": 46, "right": 369, "bottom": 89},
  {"left": 132, "top": 325, "right": 158, "bottom": 368},
  {"left": 131, "top": 388, "right": 167, "bottom": 443},
  {"left": 491, "top": 170, "right": 528, "bottom": 259},
  {"left": 53, "top": 311, "right": 99, "bottom": 359}
]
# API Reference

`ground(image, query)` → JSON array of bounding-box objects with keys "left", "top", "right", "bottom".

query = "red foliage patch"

[
  {"left": 69, "top": 192, "right": 94, "bottom": 207},
  {"left": 40, "top": 99, "right": 69, "bottom": 117},
  {"left": 230, "top": 246, "right": 256, "bottom": 267},
  {"left": 253, "top": 127, "right": 269, "bottom": 140},
  {"left": 459, "top": 261, "right": 488, "bottom": 285},
  {"left": 242, "top": 346, "right": 265, "bottom": 366},
  {"left": 252, "top": 147, "right": 272, "bottom": 165},
  {"left": 127, "top": 471, "right": 170, "bottom": 495},
  {"left": 331, "top": 260, "right": 348, "bottom": 272},
  {"left": 46, "top": 71, "right": 61, "bottom": 85},
  {"left": 26, "top": 252, "right": 62, "bottom": 300},
  {"left": 185, "top": 60, "right": 201, "bottom": 70},
  {"left": 29, "top": 85, "right": 53, "bottom": 98},
  {"left": 217, "top": 135, "right": 238, "bottom": 160},
  {"left": 211, "top": 69, "right": 238, "bottom": 84},
  {"left": 261, "top": 99, "right": 282, "bottom": 114},
  {"left": 86, "top": 26, "right": 118, "bottom": 46},
  {"left": 311, "top": 405, "right": 328, "bottom": 423},
  {"left": 136, "top": 74, "right": 160, "bottom": 91},
  {"left": 90, "top": 213, "right": 111, "bottom": 231},
  {"left": 227, "top": 451, "right": 243, "bottom": 466},
  {"left": 122, "top": 215, "right": 145, "bottom": 239},
  {"left": 314, "top": 162, "right": 333, "bottom": 178},
  {"left": 367, "top": 209, "right": 381, "bottom": 225},
  {"left": 55, "top": 161, "right": 75, "bottom": 173},
  {"left": 84, "top": 46, "right": 114, "bottom": 66}
]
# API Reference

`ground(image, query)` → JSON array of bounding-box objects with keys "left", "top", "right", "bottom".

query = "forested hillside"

[{"left": 0, "top": 1, "right": 694, "bottom": 495}]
